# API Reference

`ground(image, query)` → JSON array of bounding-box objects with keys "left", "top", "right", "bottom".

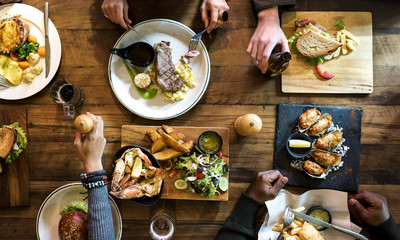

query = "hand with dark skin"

[
  {"left": 74, "top": 113, "right": 106, "bottom": 173},
  {"left": 245, "top": 170, "right": 288, "bottom": 204},
  {"left": 247, "top": 7, "right": 290, "bottom": 74},
  {"left": 348, "top": 190, "right": 391, "bottom": 227}
]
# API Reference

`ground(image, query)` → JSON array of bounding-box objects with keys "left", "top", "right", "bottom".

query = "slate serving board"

[
  {"left": 274, "top": 103, "right": 362, "bottom": 192},
  {"left": 0, "top": 109, "right": 30, "bottom": 207}
]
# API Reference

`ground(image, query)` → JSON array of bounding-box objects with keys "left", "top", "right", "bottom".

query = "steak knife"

[
  {"left": 44, "top": 2, "right": 50, "bottom": 78},
  {"left": 291, "top": 210, "right": 368, "bottom": 240}
]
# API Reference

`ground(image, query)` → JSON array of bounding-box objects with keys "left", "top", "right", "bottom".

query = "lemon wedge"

[
  {"left": 289, "top": 139, "right": 311, "bottom": 148},
  {"left": 131, "top": 157, "right": 142, "bottom": 178}
]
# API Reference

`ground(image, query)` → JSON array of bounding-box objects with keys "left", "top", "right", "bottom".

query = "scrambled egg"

[{"left": 149, "top": 61, "right": 196, "bottom": 102}]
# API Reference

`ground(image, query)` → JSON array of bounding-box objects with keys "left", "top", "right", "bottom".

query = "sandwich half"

[{"left": 0, "top": 122, "right": 27, "bottom": 163}]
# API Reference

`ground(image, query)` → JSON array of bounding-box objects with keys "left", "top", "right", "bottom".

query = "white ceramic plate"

[
  {"left": 108, "top": 19, "right": 210, "bottom": 120},
  {"left": 36, "top": 183, "right": 122, "bottom": 240},
  {"left": 0, "top": 3, "right": 62, "bottom": 100}
]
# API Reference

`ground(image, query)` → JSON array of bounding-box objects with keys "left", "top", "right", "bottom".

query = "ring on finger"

[{"left": 104, "top": 14, "right": 109, "bottom": 19}]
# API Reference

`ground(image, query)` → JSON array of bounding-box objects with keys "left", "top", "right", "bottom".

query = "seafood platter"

[
  {"left": 111, "top": 125, "right": 229, "bottom": 202},
  {"left": 274, "top": 103, "right": 362, "bottom": 192}
]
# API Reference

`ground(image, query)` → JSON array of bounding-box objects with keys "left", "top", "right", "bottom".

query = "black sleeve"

[
  {"left": 250, "top": 0, "right": 296, "bottom": 14},
  {"left": 369, "top": 215, "right": 400, "bottom": 240},
  {"left": 216, "top": 193, "right": 263, "bottom": 240}
]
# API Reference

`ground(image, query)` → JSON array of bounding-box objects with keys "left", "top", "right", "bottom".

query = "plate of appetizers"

[
  {"left": 36, "top": 183, "right": 122, "bottom": 240},
  {"left": 274, "top": 103, "right": 362, "bottom": 192},
  {"left": 0, "top": 3, "right": 62, "bottom": 100},
  {"left": 108, "top": 19, "right": 211, "bottom": 120}
]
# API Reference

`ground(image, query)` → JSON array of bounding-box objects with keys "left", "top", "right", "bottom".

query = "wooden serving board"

[
  {"left": 0, "top": 109, "right": 30, "bottom": 207},
  {"left": 121, "top": 125, "right": 229, "bottom": 201},
  {"left": 281, "top": 11, "right": 373, "bottom": 94}
]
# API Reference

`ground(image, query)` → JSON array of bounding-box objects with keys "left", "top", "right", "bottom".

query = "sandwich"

[
  {"left": 0, "top": 122, "right": 27, "bottom": 173},
  {"left": 58, "top": 202, "right": 88, "bottom": 240}
]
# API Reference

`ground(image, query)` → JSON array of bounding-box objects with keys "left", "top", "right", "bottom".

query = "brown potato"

[
  {"left": 151, "top": 132, "right": 184, "bottom": 153},
  {"left": 147, "top": 130, "right": 161, "bottom": 142},
  {"left": 162, "top": 125, "right": 174, "bottom": 134},
  {"left": 153, "top": 140, "right": 194, "bottom": 161},
  {"left": 160, "top": 131, "right": 190, "bottom": 153}
]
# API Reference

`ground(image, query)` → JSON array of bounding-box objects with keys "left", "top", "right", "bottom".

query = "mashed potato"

[{"left": 148, "top": 60, "right": 196, "bottom": 102}]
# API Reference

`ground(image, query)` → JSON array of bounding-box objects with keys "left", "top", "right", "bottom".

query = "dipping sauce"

[
  {"left": 198, "top": 131, "right": 222, "bottom": 154},
  {"left": 307, "top": 207, "right": 332, "bottom": 230}
]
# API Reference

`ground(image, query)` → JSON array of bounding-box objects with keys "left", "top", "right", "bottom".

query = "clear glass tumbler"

[{"left": 49, "top": 79, "right": 84, "bottom": 119}]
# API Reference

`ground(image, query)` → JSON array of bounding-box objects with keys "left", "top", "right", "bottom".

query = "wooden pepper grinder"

[{"left": 234, "top": 113, "right": 262, "bottom": 136}]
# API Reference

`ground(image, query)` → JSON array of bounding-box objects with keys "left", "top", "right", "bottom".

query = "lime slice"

[
  {"left": 218, "top": 176, "right": 229, "bottom": 192},
  {"left": 131, "top": 157, "right": 142, "bottom": 178},
  {"left": 289, "top": 139, "right": 311, "bottom": 148},
  {"left": 173, "top": 179, "right": 188, "bottom": 190}
]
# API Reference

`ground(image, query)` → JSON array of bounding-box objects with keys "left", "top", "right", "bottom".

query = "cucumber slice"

[
  {"left": 173, "top": 179, "right": 188, "bottom": 190},
  {"left": 218, "top": 176, "right": 229, "bottom": 192}
]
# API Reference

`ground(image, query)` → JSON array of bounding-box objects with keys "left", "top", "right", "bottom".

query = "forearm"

[
  {"left": 88, "top": 185, "right": 115, "bottom": 240},
  {"left": 370, "top": 215, "right": 400, "bottom": 240},
  {"left": 250, "top": 0, "right": 296, "bottom": 14},
  {"left": 216, "top": 193, "right": 263, "bottom": 239}
]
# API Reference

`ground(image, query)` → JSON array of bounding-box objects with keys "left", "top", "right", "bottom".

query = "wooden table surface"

[{"left": 1, "top": 0, "right": 399, "bottom": 239}]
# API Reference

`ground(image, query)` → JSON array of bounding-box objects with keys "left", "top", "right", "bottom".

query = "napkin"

[{"left": 258, "top": 189, "right": 361, "bottom": 240}]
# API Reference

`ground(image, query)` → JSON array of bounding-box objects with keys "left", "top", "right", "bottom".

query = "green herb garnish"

[{"left": 334, "top": 19, "right": 346, "bottom": 30}]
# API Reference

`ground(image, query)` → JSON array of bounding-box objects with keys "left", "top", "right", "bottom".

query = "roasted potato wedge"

[
  {"left": 147, "top": 130, "right": 161, "bottom": 142},
  {"left": 162, "top": 125, "right": 174, "bottom": 134},
  {"left": 151, "top": 132, "right": 184, "bottom": 153},
  {"left": 153, "top": 140, "right": 194, "bottom": 161},
  {"left": 160, "top": 131, "right": 190, "bottom": 153}
]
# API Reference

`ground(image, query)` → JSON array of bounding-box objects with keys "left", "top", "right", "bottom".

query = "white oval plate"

[
  {"left": 108, "top": 19, "right": 210, "bottom": 120},
  {"left": 0, "top": 3, "right": 62, "bottom": 100},
  {"left": 36, "top": 183, "right": 122, "bottom": 240}
]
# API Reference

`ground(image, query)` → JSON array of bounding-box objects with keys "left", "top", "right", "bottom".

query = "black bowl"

[
  {"left": 286, "top": 132, "right": 312, "bottom": 158},
  {"left": 306, "top": 206, "right": 332, "bottom": 231},
  {"left": 112, "top": 145, "right": 164, "bottom": 207},
  {"left": 198, "top": 131, "right": 223, "bottom": 155}
]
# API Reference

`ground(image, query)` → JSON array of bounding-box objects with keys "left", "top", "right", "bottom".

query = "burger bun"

[{"left": 58, "top": 210, "right": 88, "bottom": 240}]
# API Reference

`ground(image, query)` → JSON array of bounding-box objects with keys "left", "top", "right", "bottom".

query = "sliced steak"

[{"left": 154, "top": 41, "right": 184, "bottom": 92}]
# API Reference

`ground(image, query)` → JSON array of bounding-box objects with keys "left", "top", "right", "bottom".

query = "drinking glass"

[
  {"left": 49, "top": 79, "right": 84, "bottom": 119},
  {"left": 149, "top": 200, "right": 175, "bottom": 240}
]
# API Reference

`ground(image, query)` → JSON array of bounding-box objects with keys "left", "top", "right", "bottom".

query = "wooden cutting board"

[
  {"left": 0, "top": 109, "right": 30, "bottom": 207},
  {"left": 122, "top": 125, "right": 229, "bottom": 201},
  {"left": 281, "top": 11, "right": 373, "bottom": 94}
]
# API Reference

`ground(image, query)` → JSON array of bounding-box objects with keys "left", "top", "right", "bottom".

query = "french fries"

[
  {"left": 147, "top": 130, "right": 161, "bottom": 142},
  {"left": 162, "top": 124, "right": 174, "bottom": 134},
  {"left": 153, "top": 140, "right": 194, "bottom": 161},
  {"left": 160, "top": 131, "right": 190, "bottom": 153},
  {"left": 151, "top": 132, "right": 184, "bottom": 153},
  {"left": 332, "top": 29, "right": 360, "bottom": 58}
]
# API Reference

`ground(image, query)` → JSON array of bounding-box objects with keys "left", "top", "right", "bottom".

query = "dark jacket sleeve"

[
  {"left": 370, "top": 215, "right": 400, "bottom": 240},
  {"left": 87, "top": 185, "right": 115, "bottom": 240},
  {"left": 216, "top": 193, "right": 263, "bottom": 240},
  {"left": 251, "top": 0, "right": 296, "bottom": 14}
]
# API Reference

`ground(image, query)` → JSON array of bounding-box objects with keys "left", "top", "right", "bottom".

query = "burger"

[
  {"left": 0, "top": 122, "right": 27, "bottom": 173},
  {"left": 58, "top": 202, "right": 88, "bottom": 240}
]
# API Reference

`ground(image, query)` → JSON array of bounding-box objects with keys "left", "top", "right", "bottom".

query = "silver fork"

[
  {"left": 188, "top": 28, "right": 207, "bottom": 51},
  {"left": 0, "top": 75, "right": 11, "bottom": 88},
  {"left": 276, "top": 206, "right": 294, "bottom": 240}
]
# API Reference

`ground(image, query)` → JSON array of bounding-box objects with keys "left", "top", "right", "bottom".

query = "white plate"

[
  {"left": 108, "top": 19, "right": 210, "bottom": 120},
  {"left": 36, "top": 183, "right": 122, "bottom": 240},
  {"left": 0, "top": 3, "right": 62, "bottom": 100}
]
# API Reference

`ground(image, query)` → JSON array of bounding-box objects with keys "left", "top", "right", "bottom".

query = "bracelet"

[
  {"left": 81, "top": 175, "right": 108, "bottom": 184},
  {"left": 80, "top": 170, "right": 106, "bottom": 180},
  {"left": 82, "top": 180, "right": 107, "bottom": 189}
]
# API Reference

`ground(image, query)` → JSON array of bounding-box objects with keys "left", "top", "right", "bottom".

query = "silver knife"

[
  {"left": 291, "top": 210, "right": 368, "bottom": 240},
  {"left": 44, "top": 2, "right": 50, "bottom": 78}
]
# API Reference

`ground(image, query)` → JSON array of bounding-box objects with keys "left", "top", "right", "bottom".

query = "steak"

[{"left": 154, "top": 41, "right": 184, "bottom": 92}]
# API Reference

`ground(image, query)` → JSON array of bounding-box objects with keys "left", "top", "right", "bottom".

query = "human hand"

[
  {"left": 247, "top": 7, "right": 290, "bottom": 74},
  {"left": 74, "top": 113, "right": 106, "bottom": 173},
  {"left": 348, "top": 191, "right": 391, "bottom": 226},
  {"left": 101, "top": 0, "right": 131, "bottom": 30},
  {"left": 245, "top": 170, "right": 288, "bottom": 204},
  {"left": 200, "top": 0, "right": 229, "bottom": 33}
]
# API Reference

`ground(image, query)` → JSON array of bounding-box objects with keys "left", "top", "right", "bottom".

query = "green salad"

[
  {"left": 59, "top": 202, "right": 87, "bottom": 216},
  {"left": 174, "top": 150, "right": 229, "bottom": 198}
]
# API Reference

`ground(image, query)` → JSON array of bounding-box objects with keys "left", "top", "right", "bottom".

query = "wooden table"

[{"left": 0, "top": 0, "right": 399, "bottom": 239}]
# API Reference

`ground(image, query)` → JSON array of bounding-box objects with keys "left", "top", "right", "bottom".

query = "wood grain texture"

[
  {"left": 0, "top": 0, "right": 399, "bottom": 238},
  {"left": 281, "top": 12, "right": 373, "bottom": 93},
  {"left": 0, "top": 109, "right": 29, "bottom": 207},
  {"left": 121, "top": 125, "right": 229, "bottom": 201}
]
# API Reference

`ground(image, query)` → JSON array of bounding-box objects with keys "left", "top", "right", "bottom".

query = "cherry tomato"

[
  {"left": 196, "top": 173, "right": 205, "bottom": 179},
  {"left": 169, "top": 169, "right": 178, "bottom": 178},
  {"left": 218, "top": 151, "right": 223, "bottom": 158},
  {"left": 315, "top": 65, "right": 334, "bottom": 79}
]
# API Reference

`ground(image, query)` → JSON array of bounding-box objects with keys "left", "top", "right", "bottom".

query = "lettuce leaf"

[{"left": 60, "top": 202, "right": 88, "bottom": 216}]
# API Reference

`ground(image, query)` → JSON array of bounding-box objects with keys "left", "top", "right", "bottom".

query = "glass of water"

[
  {"left": 149, "top": 200, "right": 175, "bottom": 240},
  {"left": 49, "top": 79, "right": 84, "bottom": 119}
]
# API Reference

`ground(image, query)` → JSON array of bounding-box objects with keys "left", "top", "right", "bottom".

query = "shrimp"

[
  {"left": 111, "top": 158, "right": 125, "bottom": 192},
  {"left": 110, "top": 185, "right": 144, "bottom": 199},
  {"left": 135, "top": 148, "right": 153, "bottom": 168}
]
